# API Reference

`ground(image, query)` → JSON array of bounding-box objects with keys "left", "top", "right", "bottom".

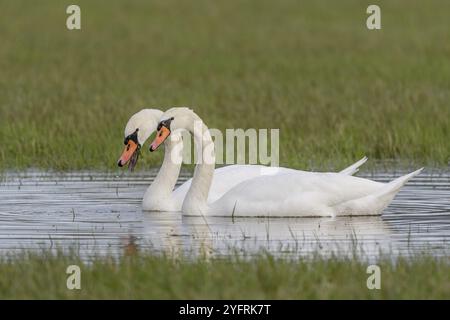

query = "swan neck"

[
  {"left": 182, "top": 116, "right": 215, "bottom": 213},
  {"left": 144, "top": 137, "right": 182, "bottom": 203}
]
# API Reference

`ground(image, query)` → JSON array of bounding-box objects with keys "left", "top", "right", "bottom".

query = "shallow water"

[{"left": 0, "top": 169, "right": 449, "bottom": 260}]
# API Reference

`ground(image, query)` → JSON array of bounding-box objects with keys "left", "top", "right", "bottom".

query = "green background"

[{"left": 0, "top": 0, "right": 448, "bottom": 171}]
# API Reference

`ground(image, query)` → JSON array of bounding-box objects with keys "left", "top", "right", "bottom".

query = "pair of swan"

[
  {"left": 118, "top": 108, "right": 422, "bottom": 217},
  {"left": 118, "top": 109, "right": 366, "bottom": 211}
]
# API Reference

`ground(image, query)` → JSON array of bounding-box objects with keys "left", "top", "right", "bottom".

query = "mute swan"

[
  {"left": 118, "top": 109, "right": 368, "bottom": 211},
  {"left": 149, "top": 107, "right": 423, "bottom": 217}
]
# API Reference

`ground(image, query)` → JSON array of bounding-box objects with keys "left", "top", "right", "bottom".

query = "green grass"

[
  {"left": 0, "top": 0, "right": 449, "bottom": 171},
  {"left": 0, "top": 252, "right": 449, "bottom": 299}
]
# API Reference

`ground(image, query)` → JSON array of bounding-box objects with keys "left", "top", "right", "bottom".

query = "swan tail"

[
  {"left": 339, "top": 156, "right": 368, "bottom": 175},
  {"left": 334, "top": 168, "right": 423, "bottom": 216},
  {"left": 383, "top": 167, "right": 423, "bottom": 193}
]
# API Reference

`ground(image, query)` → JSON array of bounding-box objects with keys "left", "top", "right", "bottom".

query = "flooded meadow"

[{"left": 0, "top": 169, "right": 449, "bottom": 261}]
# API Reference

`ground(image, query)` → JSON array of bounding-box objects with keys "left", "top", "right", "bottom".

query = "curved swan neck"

[
  {"left": 180, "top": 111, "right": 215, "bottom": 213},
  {"left": 144, "top": 135, "right": 182, "bottom": 205}
]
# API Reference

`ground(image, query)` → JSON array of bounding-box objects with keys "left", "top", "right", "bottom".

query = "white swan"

[
  {"left": 118, "top": 109, "right": 368, "bottom": 211},
  {"left": 149, "top": 107, "right": 423, "bottom": 217}
]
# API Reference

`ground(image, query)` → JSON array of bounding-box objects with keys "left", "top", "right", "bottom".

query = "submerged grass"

[
  {"left": 0, "top": 0, "right": 449, "bottom": 171},
  {"left": 0, "top": 251, "right": 449, "bottom": 299}
]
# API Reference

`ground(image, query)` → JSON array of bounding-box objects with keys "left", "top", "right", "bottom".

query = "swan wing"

[
  {"left": 173, "top": 165, "right": 296, "bottom": 205},
  {"left": 206, "top": 169, "right": 422, "bottom": 217},
  {"left": 206, "top": 172, "right": 385, "bottom": 217},
  {"left": 173, "top": 156, "right": 369, "bottom": 207}
]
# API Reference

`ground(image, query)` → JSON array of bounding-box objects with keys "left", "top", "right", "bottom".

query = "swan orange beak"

[
  {"left": 149, "top": 126, "right": 171, "bottom": 152},
  {"left": 117, "top": 140, "right": 139, "bottom": 167}
]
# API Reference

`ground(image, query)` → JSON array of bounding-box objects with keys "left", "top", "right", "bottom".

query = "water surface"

[{"left": 0, "top": 169, "right": 449, "bottom": 260}]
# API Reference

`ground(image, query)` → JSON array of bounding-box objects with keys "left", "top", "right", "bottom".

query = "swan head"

[
  {"left": 149, "top": 117, "right": 174, "bottom": 152},
  {"left": 149, "top": 107, "right": 199, "bottom": 152},
  {"left": 118, "top": 109, "right": 163, "bottom": 170}
]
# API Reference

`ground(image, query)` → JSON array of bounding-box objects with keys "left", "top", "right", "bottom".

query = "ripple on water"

[{"left": 0, "top": 169, "right": 449, "bottom": 261}]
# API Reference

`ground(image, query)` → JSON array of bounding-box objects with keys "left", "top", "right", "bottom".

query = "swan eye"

[
  {"left": 157, "top": 117, "right": 174, "bottom": 131},
  {"left": 124, "top": 128, "right": 139, "bottom": 145}
]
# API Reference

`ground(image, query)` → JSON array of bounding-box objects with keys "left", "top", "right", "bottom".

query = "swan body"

[
  {"left": 172, "top": 156, "right": 369, "bottom": 206},
  {"left": 171, "top": 161, "right": 367, "bottom": 208},
  {"left": 150, "top": 107, "right": 422, "bottom": 217},
  {"left": 120, "top": 109, "right": 369, "bottom": 212},
  {"left": 207, "top": 168, "right": 422, "bottom": 217}
]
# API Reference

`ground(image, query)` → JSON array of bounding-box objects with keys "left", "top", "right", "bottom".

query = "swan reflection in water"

[
  {"left": 1, "top": 170, "right": 447, "bottom": 260},
  {"left": 140, "top": 213, "right": 395, "bottom": 259}
]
